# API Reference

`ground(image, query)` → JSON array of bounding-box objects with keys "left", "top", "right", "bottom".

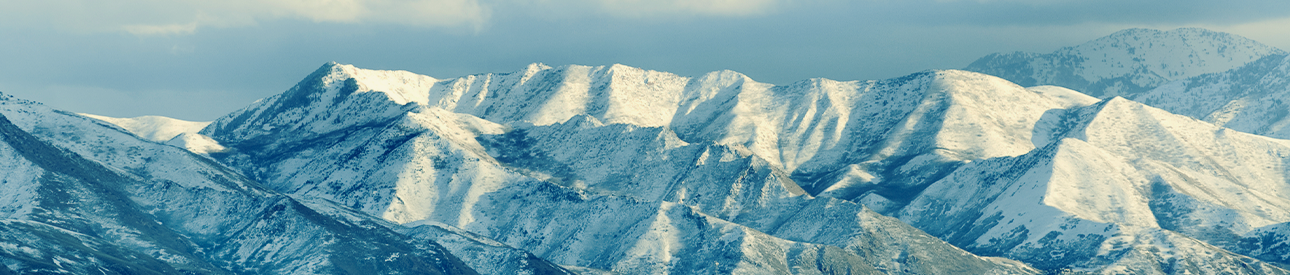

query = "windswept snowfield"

[{"left": 4, "top": 27, "right": 1290, "bottom": 274}]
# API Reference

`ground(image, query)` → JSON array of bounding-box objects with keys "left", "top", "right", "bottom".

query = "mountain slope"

[
  {"left": 896, "top": 97, "right": 1290, "bottom": 272},
  {"left": 1133, "top": 53, "right": 1290, "bottom": 139},
  {"left": 667, "top": 70, "right": 1072, "bottom": 208},
  {"left": 0, "top": 92, "right": 574, "bottom": 274},
  {"left": 427, "top": 63, "right": 690, "bottom": 127},
  {"left": 965, "top": 28, "right": 1285, "bottom": 98},
  {"left": 480, "top": 116, "right": 1034, "bottom": 274}
]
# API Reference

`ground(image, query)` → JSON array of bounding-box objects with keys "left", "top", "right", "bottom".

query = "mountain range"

[{"left": 3, "top": 27, "right": 1290, "bottom": 274}]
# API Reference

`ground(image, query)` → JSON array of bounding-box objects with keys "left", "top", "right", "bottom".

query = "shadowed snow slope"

[
  {"left": 196, "top": 60, "right": 1290, "bottom": 274},
  {"left": 965, "top": 28, "right": 1285, "bottom": 99}
]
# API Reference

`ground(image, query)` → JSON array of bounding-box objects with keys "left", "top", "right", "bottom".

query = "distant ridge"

[
  {"left": 1134, "top": 53, "right": 1290, "bottom": 139},
  {"left": 965, "top": 27, "right": 1285, "bottom": 98}
]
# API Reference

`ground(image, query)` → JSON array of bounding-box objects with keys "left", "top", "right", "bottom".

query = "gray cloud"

[
  {"left": 0, "top": 0, "right": 786, "bottom": 36},
  {"left": 0, "top": 0, "right": 491, "bottom": 34}
]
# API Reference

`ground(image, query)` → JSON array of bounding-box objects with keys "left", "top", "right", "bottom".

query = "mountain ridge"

[
  {"left": 197, "top": 63, "right": 1045, "bottom": 273},
  {"left": 191, "top": 58, "right": 1290, "bottom": 273}
]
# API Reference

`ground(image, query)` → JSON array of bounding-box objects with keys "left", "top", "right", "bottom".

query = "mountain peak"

[
  {"left": 201, "top": 62, "right": 437, "bottom": 146},
  {"left": 309, "top": 62, "right": 437, "bottom": 105},
  {"left": 518, "top": 62, "right": 552, "bottom": 83}
]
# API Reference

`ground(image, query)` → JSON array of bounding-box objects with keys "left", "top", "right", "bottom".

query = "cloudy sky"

[{"left": 2, "top": 0, "right": 1288, "bottom": 121}]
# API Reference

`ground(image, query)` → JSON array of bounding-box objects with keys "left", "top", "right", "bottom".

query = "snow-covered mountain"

[
  {"left": 0, "top": 93, "right": 573, "bottom": 274},
  {"left": 194, "top": 61, "right": 1290, "bottom": 274},
  {"left": 200, "top": 63, "right": 1036, "bottom": 274},
  {"left": 1133, "top": 53, "right": 1290, "bottom": 139},
  {"left": 965, "top": 28, "right": 1285, "bottom": 98}
]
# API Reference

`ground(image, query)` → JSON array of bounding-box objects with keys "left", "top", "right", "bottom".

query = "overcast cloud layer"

[{"left": 1, "top": 0, "right": 1288, "bottom": 120}]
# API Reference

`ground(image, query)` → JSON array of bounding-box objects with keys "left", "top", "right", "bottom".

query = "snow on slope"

[
  {"left": 668, "top": 70, "right": 1074, "bottom": 204},
  {"left": 426, "top": 63, "right": 691, "bottom": 127},
  {"left": 199, "top": 60, "right": 1290, "bottom": 273},
  {"left": 201, "top": 63, "right": 1039, "bottom": 274},
  {"left": 0, "top": 92, "right": 576, "bottom": 274},
  {"left": 473, "top": 79, "right": 1290, "bottom": 273},
  {"left": 1134, "top": 53, "right": 1290, "bottom": 139},
  {"left": 202, "top": 62, "right": 438, "bottom": 147},
  {"left": 80, "top": 113, "right": 210, "bottom": 142},
  {"left": 479, "top": 116, "right": 1033, "bottom": 273},
  {"left": 206, "top": 63, "right": 1070, "bottom": 208},
  {"left": 1240, "top": 223, "right": 1290, "bottom": 264},
  {"left": 353, "top": 62, "right": 1078, "bottom": 206},
  {"left": 966, "top": 28, "right": 1285, "bottom": 98},
  {"left": 896, "top": 97, "right": 1290, "bottom": 271},
  {"left": 76, "top": 113, "right": 226, "bottom": 155},
  {"left": 400, "top": 221, "right": 574, "bottom": 275}
]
